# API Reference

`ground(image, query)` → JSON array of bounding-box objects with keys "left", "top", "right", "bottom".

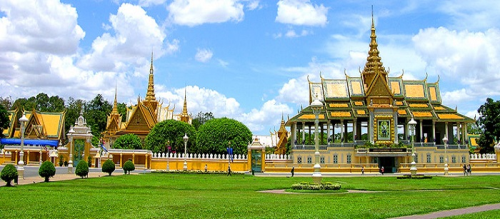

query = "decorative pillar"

[
  {"left": 291, "top": 122, "right": 297, "bottom": 148},
  {"left": 120, "top": 153, "right": 123, "bottom": 168},
  {"left": 456, "top": 122, "right": 460, "bottom": 145},
  {"left": 27, "top": 151, "right": 30, "bottom": 165},
  {"left": 302, "top": 122, "right": 306, "bottom": 144},
  {"left": 432, "top": 120, "right": 436, "bottom": 145},
  {"left": 133, "top": 153, "right": 135, "bottom": 164},
  {"left": 340, "top": 119, "right": 344, "bottom": 145},
  {"left": 419, "top": 120, "right": 423, "bottom": 145},
  {"left": 445, "top": 122, "right": 449, "bottom": 143},
  {"left": 39, "top": 147, "right": 42, "bottom": 165},
  {"left": 353, "top": 119, "right": 357, "bottom": 142}
]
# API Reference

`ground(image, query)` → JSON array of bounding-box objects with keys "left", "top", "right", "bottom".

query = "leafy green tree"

[
  {"left": 1, "top": 164, "right": 18, "bottom": 186},
  {"left": 39, "top": 161, "right": 56, "bottom": 182},
  {"left": 192, "top": 111, "right": 214, "bottom": 130},
  {"left": 0, "top": 104, "right": 9, "bottom": 138},
  {"left": 84, "top": 94, "right": 112, "bottom": 137},
  {"left": 75, "top": 161, "right": 89, "bottom": 178},
  {"left": 64, "top": 97, "right": 85, "bottom": 135},
  {"left": 196, "top": 118, "right": 252, "bottom": 155},
  {"left": 145, "top": 120, "right": 196, "bottom": 153},
  {"left": 102, "top": 159, "right": 115, "bottom": 176},
  {"left": 123, "top": 160, "right": 135, "bottom": 174},
  {"left": 477, "top": 98, "right": 500, "bottom": 153},
  {"left": 0, "top": 96, "right": 12, "bottom": 109},
  {"left": 113, "top": 134, "right": 142, "bottom": 149},
  {"left": 117, "top": 102, "right": 128, "bottom": 122},
  {"left": 467, "top": 122, "right": 482, "bottom": 135}
]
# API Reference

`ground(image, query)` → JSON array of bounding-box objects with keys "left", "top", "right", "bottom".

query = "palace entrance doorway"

[{"left": 378, "top": 157, "right": 396, "bottom": 173}]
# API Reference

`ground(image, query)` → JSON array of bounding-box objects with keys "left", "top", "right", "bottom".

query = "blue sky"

[{"left": 1, "top": 0, "right": 500, "bottom": 135}]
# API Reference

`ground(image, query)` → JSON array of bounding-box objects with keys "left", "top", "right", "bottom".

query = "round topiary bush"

[
  {"left": 39, "top": 161, "right": 56, "bottom": 182},
  {"left": 1, "top": 164, "right": 18, "bottom": 186},
  {"left": 102, "top": 159, "right": 115, "bottom": 176},
  {"left": 75, "top": 161, "right": 89, "bottom": 178},
  {"left": 123, "top": 160, "right": 135, "bottom": 174}
]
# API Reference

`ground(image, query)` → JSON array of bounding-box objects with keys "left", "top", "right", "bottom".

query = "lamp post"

[
  {"left": 18, "top": 114, "right": 28, "bottom": 179},
  {"left": 183, "top": 133, "right": 188, "bottom": 171},
  {"left": 310, "top": 94, "right": 324, "bottom": 184},
  {"left": 68, "top": 126, "right": 75, "bottom": 173},
  {"left": 443, "top": 136, "right": 448, "bottom": 175},
  {"left": 166, "top": 140, "right": 170, "bottom": 171},
  {"left": 408, "top": 117, "right": 417, "bottom": 176}
]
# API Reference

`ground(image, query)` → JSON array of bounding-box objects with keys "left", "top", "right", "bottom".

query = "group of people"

[{"left": 463, "top": 164, "right": 472, "bottom": 176}]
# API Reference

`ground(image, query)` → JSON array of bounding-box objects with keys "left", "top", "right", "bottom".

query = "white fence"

[
  {"left": 152, "top": 152, "right": 247, "bottom": 160},
  {"left": 470, "top": 153, "right": 497, "bottom": 160},
  {"left": 265, "top": 154, "right": 292, "bottom": 160}
]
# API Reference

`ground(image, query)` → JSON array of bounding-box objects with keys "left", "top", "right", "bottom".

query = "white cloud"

[
  {"left": 246, "top": 0, "right": 261, "bottom": 10},
  {"left": 413, "top": 27, "right": 500, "bottom": 96},
  {"left": 78, "top": 3, "right": 171, "bottom": 73},
  {"left": 167, "top": 0, "right": 244, "bottom": 26},
  {"left": 195, "top": 49, "right": 213, "bottom": 63},
  {"left": 138, "top": 0, "right": 167, "bottom": 7},
  {"left": 218, "top": 59, "right": 229, "bottom": 67},
  {"left": 439, "top": 1, "right": 500, "bottom": 31},
  {"left": 275, "top": 0, "right": 328, "bottom": 26},
  {"left": 441, "top": 88, "right": 475, "bottom": 108},
  {"left": 241, "top": 99, "right": 293, "bottom": 132},
  {"left": 284, "top": 29, "right": 310, "bottom": 38}
]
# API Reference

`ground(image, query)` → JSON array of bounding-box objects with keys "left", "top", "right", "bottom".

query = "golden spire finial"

[
  {"left": 145, "top": 51, "right": 156, "bottom": 101},
  {"left": 181, "top": 87, "right": 189, "bottom": 123},
  {"left": 361, "top": 6, "right": 387, "bottom": 87},
  {"left": 111, "top": 84, "right": 119, "bottom": 114}
]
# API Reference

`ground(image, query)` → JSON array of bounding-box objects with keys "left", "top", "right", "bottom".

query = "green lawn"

[{"left": 1, "top": 173, "right": 500, "bottom": 218}]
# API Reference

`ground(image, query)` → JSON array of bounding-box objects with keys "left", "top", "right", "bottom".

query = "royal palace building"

[{"left": 285, "top": 16, "right": 475, "bottom": 173}]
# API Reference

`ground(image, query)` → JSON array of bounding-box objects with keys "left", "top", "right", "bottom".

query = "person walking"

[
  {"left": 381, "top": 166, "right": 385, "bottom": 175},
  {"left": 291, "top": 167, "right": 295, "bottom": 177},
  {"left": 227, "top": 164, "right": 232, "bottom": 176},
  {"left": 361, "top": 166, "right": 365, "bottom": 175},
  {"left": 463, "top": 164, "right": 467, "bottom": 176},
  {"left": 204, "top": 164, "right": 208, "bottom": 173},
  {"left": 467, "top": 164, "right": 471, "bottom": 176}
]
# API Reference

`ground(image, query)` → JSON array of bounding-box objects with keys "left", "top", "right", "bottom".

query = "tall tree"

[
  {"left": 84, "top": 94, "right": 112, "bottom": 137},
  {"left": 192, "top": 111, "right": 214, "bottom": 130},
  {"left": 113, "top": 134, "right": 143, "bottom": 149},
  {"left": 196, "top": 117, "right": 252, "bottom": 155},
  {"left": 477, "top": 98, "right": 500, "bottom": 153},
  {"left": 145, "top": 120, "right": 196, "bottom": 153},
  {"left": 0, "top": 96, "right": 12, "bottom": 109},
  {"left": 0, "top": 104, "right": 9, "bottom": 138},
  {"left": 117, "top": 103, "right": 127, "bottom": 122}
]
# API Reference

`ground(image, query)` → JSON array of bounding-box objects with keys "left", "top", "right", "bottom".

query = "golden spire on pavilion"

[
  {"left": 145, "top": 51, "right": 156, "bottom": 101},
  {"left": 181, "top": 87, "right": 190, "bottom": 123},
  {"left": 111, "top": 84, "right": 119, "bottom": 115},
  {"left": 362, "top": 6, "right": 387, "bottom": 87}
]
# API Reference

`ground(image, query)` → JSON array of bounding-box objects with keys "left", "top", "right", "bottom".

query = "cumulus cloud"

[
  {"left": 246, "top": 0, "right": 261, "bottom": 10},
  {"left": 195, "top": 49, "right": 213, "bottom": 63},
  {"left": 241, "top": 99, "right": 293, "bottom": 132},
  {"left": 439, "top": 1, "right": 500, "bottom": 31},
  {"left": 78, "top": 3, "right": 170, "bottom": 73},
  {"left": 167, "top": 0, "right": 244, "bottom": 26},
  {"left": 284, "top": 29, "right": 310, "bottom": 38},
  {"left": 275, "top": 0, "right": 328, "bottom": 26},
  {"left": 138, "top": 0, "right": 167, "bottom": 7},
  {"left": 413, "top": 27, "right": 500, "bottom": 96}
]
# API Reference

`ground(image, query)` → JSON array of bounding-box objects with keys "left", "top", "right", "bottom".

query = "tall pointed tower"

[
  {"left": 274, "top": 113, "right": 289, "bottom": 155},
  {"left": 180, "top": 88, "right": 190, "bottom": 123},
  {"left": 361, "top": 9, "right": 388, "bottom": 89},
  {"left": 143, "top": 51, "right": 159, "bottom": 114}
]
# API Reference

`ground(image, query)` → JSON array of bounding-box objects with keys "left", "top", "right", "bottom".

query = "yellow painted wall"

[{"left": 150, "top": 159, "right": 248, "bottom": 172}]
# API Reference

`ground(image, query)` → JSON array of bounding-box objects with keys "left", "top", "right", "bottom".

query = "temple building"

[
  {"left": 285, "top": 15, "right": 475, "bottom": 173},
  {"left": 101, "top": 53, "right": 192, "bottom": 148}
]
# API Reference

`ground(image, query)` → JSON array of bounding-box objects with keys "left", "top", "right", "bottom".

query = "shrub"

[
  {"left": 59, "top": 155, "right": 64, "bottom": 167},
  {"left": 87, "top": 156, "right": 92, "bottom": 167},
  {"left": 1, "top": 164, "right": 18, "bottom": 186},
  {"left": 75, "top": 161, "right": 89, "bottom": 178},
  {"left": 102, "top": 159, "right": 115, "bottom": 176},
  {"left": 39, "top": 161, "right": 56, "bottom": 182},
  {"left": 123, "top": 160, "right": 135, "bottom": 174},
  {"left": 291, "top": 182, "right": 341, "bottom": 191},
  {"left": 64, "top": 161, "right": 68, "bottom": 167}
]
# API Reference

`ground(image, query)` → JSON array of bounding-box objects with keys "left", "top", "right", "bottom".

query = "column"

[
  {"left": 291, "top": 122, "right": 297, "bottom": 148},
  {"left": 27, "top": 151, "right": 30, "bottom": 165},
  {"left": 145, "top": 154, "right": 148, "bottom": 169},
  {"left": 340, "top": 119, "right": 344, "bottom": 144},
  {"left": 405, "top": 121, "right": 409, "bottom": 140},
  {"left": 419, "top": 120, "right": 423, "bottom": 145},
  {"left": 445, "top": 122, "right": 449, "bottom": 143},
  {"left": 308, "top": 124, "right": 312, "bottom": 144},
  {"left": 456, "top": 122, "right": 460, "bottom": 145},
  {"left": 462, "top": 122, "right": 467, "bottom": 144},
  {"left": 133, "top": 153, "right": 135, "bottom": 164},
  {"left": 320, "top": 123, "right": 324, "bottom": 145},
  {"left": 353, "top": 119, "right": 357, "bottom": 142},
  {"left": 326, "top": 120, "right": 331, "bottom": 144},
  {"left": 432, "top": 120, "right": 436, "bottom": 145},
  {"left": 301, "top": 122, "right": 306, "bottom": 144},
  {"left": 120, "top": 153, "right": 123, "bottom": 168}
]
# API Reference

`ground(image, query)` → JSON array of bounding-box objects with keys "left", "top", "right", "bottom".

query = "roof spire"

[
  {"left": 145, "top": 51, "right": 156, "bottom": 101},
  {"left": 361, "top": 6, "right": 387, "bottom": 87},
  {"left": 181, "top": 87, "right": 189, "bottom": 123},
  {"left": 111, "top": 84, "right": 119, "bottom": 114}
]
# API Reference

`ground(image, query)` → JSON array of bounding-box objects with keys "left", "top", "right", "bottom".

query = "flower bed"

[{"left": 291, "top": 182, "right": 341, "bottom": 190}]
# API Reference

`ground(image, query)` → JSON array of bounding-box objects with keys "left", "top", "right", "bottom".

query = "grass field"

[{"left": 1, "top": 173, "right": 500, "bottom": 218}]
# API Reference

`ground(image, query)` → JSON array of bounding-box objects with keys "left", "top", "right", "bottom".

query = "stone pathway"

[{"left": 391, "top": 203, "right": 500, "bottom": 219}]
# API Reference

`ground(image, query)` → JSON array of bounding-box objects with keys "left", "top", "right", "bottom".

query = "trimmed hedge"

[
  {"left": 76, "top": 161, "right": 89, "bottom": 178},
  {"left": 1, "top": 164, "right": 18, "bottom": 186},
  {"left": 39, "top": 161, "right": 56, "bottom": 182},
  {"left": 123, "top": 160, "right": 135, "bottom": 174},
  {"left": 102, "top": 160, "right": 115, "bottom": 176},
  {"left": 291, "top": 182, "right": 341, "bottom": 190}
]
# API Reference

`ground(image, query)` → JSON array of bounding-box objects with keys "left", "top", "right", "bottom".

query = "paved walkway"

[{"left": 392, "top": 203, "right": 500, "bottom": 219}]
